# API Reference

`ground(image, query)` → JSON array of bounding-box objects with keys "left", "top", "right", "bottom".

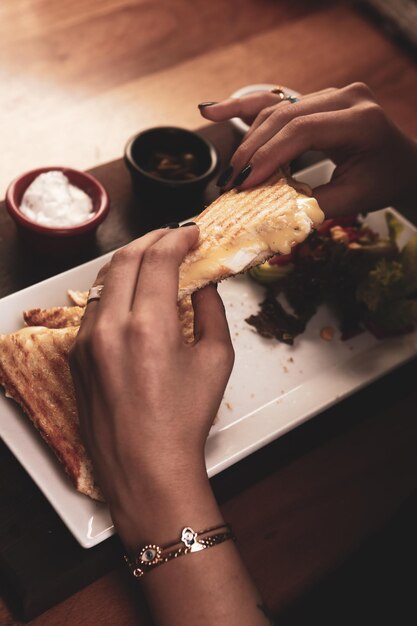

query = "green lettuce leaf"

[
  {"left": 400, "top": 232, "right": 417, "bottom": 295},
  {"left": 385, "top": 211, "right": 404, "bottom": 243},
  {"left": 356, "top": 259, "right": 405, "bottom": 311}
]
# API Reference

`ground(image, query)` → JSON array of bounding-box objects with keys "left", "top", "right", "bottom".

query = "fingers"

[
  {"left": 225, "top": 90, "right": 348, "bottom": 189},
  {"left": 230, "top": 108, "right": 364, "bottom": 190},
  {"left": 132, "top": 225, "right": 200, "bottom": 336},
  {"left": 243, "top": 88, "right": 335, "bottom": 140},
  {"left": 79, "top": 229, "right": 169, "bottom": 336},
  {"left": 198, "top": 88, "right": 336, "bottom": 128},
  {"left": 199, "top": 91, "right": 287, "bottom": 125},
  {"left": 313, "top": 162, "right": 380, "bottom": 218},
  {"left": 101, "top": 230, "right": 170, "bottom": 312},
  {"left": 192, "top": 284, "right": 232, "bottom": 345},
  {"left": 313, "top": 178, "right": 357, "bottom": 218},
  {"left": 78, "top": 225, "right": 200, "bottom": 347},
  {"left": 210, "top": 83, "right": 378, "bottom": 191}
]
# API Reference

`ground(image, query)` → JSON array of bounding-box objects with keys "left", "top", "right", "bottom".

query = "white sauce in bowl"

[{"left": 19, "top": 171, "right": 94, "bottom": 227}]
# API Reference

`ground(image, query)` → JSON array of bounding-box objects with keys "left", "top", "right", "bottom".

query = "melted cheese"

[
  {"left": 179, "top": 240, "right": 262, "bottom": 289},
  {"left": 295, "top": 196, "right": 323, "bottom": 222}
]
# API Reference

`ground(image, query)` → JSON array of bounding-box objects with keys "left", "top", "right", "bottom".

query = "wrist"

[{"left": 109, "top": 462, "right": 222, "bottom": 554}]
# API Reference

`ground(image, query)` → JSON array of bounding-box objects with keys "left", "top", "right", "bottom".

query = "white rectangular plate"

[{"left": 1, "top": 160, "right": 416, "bottom": 548}]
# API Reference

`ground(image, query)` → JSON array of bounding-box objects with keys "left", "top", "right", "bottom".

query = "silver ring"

[
  {"left": 87, "top": 284, "right": 104, "bottom": 303},
  {"left": 284, "top": 94, "right": 299, "bottom": 104}
]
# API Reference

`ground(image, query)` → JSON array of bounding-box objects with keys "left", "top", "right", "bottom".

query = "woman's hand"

[
  {"left": 69, "top": 225, "right": 234, "bottom": 548},
  {"left": 200, "top": 83, "right": 417, "bottom": 217},
  {"left": 69, "top": 228, "right": 275, "bottom": 626}
]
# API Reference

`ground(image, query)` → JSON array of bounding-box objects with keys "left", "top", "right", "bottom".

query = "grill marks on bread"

[
  {"left": 0, "top": 327, "right": 103, "bottom": 500},
  {"left": 196, "top": 174, "right": 293, "bottom": 240},
  {"left": 24, "top": 306, "right": 85, "bottom": 328}
]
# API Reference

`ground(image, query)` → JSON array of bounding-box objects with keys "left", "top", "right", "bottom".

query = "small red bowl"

[{"left": 5, "top": 166, "right": 109, "bottom": 256}]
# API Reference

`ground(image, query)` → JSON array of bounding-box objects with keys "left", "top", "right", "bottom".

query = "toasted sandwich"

[
  {"left": 0, "top": 326, "right": 103, "bottom": 500},
  {"left": 178, "top": 169, "right": 324, "bottom": 299}
]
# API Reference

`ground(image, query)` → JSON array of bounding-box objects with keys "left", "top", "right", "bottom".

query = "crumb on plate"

[{"left": 320, "top": 326, "right": 334, "bottom": 341}]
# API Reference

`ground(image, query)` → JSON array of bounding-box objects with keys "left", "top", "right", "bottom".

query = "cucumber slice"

[{"left": 248, "top": 261, "right": 294, "bottom": 285}]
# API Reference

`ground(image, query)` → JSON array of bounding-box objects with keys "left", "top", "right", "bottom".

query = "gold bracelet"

[{"left": 124, "top": 523, "right": 235, "bottom": 578}]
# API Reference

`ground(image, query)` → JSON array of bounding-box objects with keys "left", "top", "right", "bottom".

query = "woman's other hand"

[{"left": 200, "top": 83, "right": 417, "bottom": 217}]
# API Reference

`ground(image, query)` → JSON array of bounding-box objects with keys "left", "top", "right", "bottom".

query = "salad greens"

[{"left": 246, "top": 212, "right": 417, "bottom": 343}]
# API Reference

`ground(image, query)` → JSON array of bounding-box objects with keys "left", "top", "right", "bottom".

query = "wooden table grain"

[{"left": 1, "top": 0, "right": 417, "bottom": 624}]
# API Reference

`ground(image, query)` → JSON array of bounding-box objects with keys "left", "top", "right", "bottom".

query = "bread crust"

[{"left": 23, "top": 306, "right": 85, "bottom": 328}]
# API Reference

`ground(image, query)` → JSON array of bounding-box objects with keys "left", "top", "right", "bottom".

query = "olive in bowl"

[
  {"left": 5, "top": 167, "right": 109, "bottom": 256},
  {"left": 124, "top": 126, "right": 219, "bottom": 223}
]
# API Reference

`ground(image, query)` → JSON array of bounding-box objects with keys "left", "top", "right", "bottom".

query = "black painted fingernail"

[
  {"left": 198, "top": 101, "right": 218, "bottom": 109},
  {"left": 216, "top": 166, "right": 233, "bottom": 187},
  {"left": 162, "top": 222, "right": 180, "bottom": 229},
  {"left": 233, "top": 164, "right": 252, "bottom": 187},
  {"left": 181, "top": 221, "right": 197, "bottom": 227}
]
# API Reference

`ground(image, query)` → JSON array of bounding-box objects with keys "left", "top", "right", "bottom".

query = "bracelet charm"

[
  {"left": 182, "top": 526, "right": 204, "bottom": 552},
  {"left": 124, "top": 523, "right": 235, "bottom": 578},
  {"left": 138, "top": 544, "right": 162, "bottom": 566}
]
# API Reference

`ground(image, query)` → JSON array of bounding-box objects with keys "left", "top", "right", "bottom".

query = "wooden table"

[{"left": 1, "top": 1, "right": 417, "bottom": 624}]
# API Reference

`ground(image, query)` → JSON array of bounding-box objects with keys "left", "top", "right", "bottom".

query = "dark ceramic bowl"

[
  {"left": 5, "top": 166, "right": 109, "bottom": 256},
  {"left": 124, "top": 126, "right": 219, "bottom": 225}
]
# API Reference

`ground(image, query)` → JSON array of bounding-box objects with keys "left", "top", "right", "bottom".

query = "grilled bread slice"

[
  {"left": 178, "top": 170, "right": 324, "bottom": 299},
  {"left": 0, "top": 326, "right": 103, "bottom": 501},
  {"left": 23, "top": 306, "right": 85, "bottom": 329}
]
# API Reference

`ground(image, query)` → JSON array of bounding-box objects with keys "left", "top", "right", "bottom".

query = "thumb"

[
  {"left": 192, "top": 284, "right": 232, "bottom": 344},
  {"left": 313, "top": 176, "right": 365, "bottom": 219}
]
